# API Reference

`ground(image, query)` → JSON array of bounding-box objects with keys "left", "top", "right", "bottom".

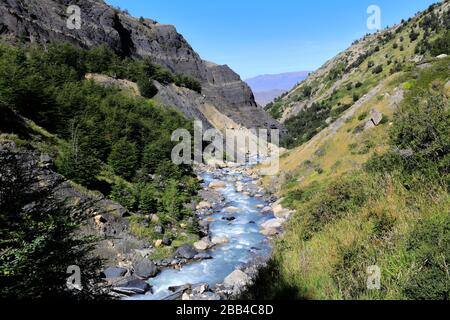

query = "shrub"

[
  {"left": 409, "top": 30, "right": 420, "bottom": 42},
  {"left": 109, "top": 182, "right": 138, "bottom": 211},
  {"left": 304, "top": 173, "right": 375, "bottom": 233},
  {"left": 372, "top": 65, "right": 383, "bottom": 74},
  {"left": 390, "top": 93, "right": 449, "bottom": 174},
  {"left": 403, "top": 214, "right": 450, "bottom": 300},
  {"left": 137, "top": 77, "right": 158, "bottom": 98},
  {"left": 358, "top": 112, "right": 368, "bottom": 121},
  {"left": 430, "top": 30, "right": 450, "bottom": 56},
  {"left": 138, "top": 183, "right": 159, "bottom": 213},
  {"left": 108, "top": 138, "right": 138, "bottom": 180}
]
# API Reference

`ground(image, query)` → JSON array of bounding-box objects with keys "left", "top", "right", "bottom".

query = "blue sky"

[{"left": 106, "top": 0, "right": 439, "bottom": 79}]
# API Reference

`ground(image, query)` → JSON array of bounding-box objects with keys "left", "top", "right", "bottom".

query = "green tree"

[
  {"left": 108, "top": 138, "right": 138, "bottom": 180},
  {"left": 139, "top": 183, "right": 159, "bottom": 213},
  {"left": 58, "top": 124, "right": 102, "bottom": 187},
  {"left": 109, "top": 182, "right": 138, "bottom": 211},
  {"left": 160, "top": 179, "right": 186, "bottom": 222},
  {"left": 0, "top": 148, "right": 102, "bottom": 299},
  {"left": 137, "top": 77, "right": 158, "bottom": 99}
]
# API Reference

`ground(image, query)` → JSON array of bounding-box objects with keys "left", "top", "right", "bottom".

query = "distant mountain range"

[{"left": 245, "top": 71, "right": 310, "bottom": 106}]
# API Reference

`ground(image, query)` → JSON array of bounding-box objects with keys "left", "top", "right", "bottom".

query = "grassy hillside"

[
  {"left": 266, "top": 1, "right": 449, "bottom": 149},
  {"left": 248, "top": 3, "right": 449, "bottom": 300}
]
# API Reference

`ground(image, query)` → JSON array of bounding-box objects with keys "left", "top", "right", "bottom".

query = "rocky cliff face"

[
  {"left": 0, "top": 140, "right": 150, "bottom": 268},
  {"left": 0, "top": 0, "right": 282, "bottom": 132}
]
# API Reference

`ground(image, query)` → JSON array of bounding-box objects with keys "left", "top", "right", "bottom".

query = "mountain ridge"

[
  {"left": 0, "top": 0, "right": 282, "bottom": 133},
  {"left": 246, "top": 71, "right": 310, "bottom": 106}
]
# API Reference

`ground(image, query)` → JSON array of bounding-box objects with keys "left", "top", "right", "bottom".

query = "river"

[{"left": 129, "top": 164, "right": 275, "bottom": 300}]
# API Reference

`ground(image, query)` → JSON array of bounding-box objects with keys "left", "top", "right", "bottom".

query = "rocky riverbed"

[{"left": 107, "top": 160, "right": 294, "bottom": 300}]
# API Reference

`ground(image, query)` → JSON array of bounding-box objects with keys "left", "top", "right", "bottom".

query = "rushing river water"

[{"left": 129, "top": 166, "right": 274, "bottom": 300}]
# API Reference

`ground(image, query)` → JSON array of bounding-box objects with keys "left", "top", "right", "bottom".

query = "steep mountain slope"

[
  {"left": 0, "top": 0, "right": 281, "bottom": 132},
  {"left": 248, "top": 1, "right": 449, "bottom": 300},
  {"left": 266, "top": 0, "right": 448, "bottom": 147},
  {"left": 246, "top": 71, "right": 310, "bottom": 106}
]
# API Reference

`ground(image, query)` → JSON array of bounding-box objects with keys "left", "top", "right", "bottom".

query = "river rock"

[
  {"left": 162, "top": 236, "right": 172, "bottom": 246},
  {"left": 134, "top": 248, "right": 153, "bottom": 258},
  {"left": 154, "top": 224, "right": 164, "bottom": 235},
  {"left": 261, "top": 219, "right": 283, "bottom": 230},
  {"left": 272, "top": 203, "right": 293, "bottom": 219},
  {"left": 94, "top": 214, "right": 107, "bottom": 226},
  {"left": 211, "top": 236, "right": 229, "bottom": 245},
  {"left": 261, "top": 206, "right": 272, "bottom": 213},
  {"left": 133, "top": 256, "right": 157, "bottom": 279},
  {"left": 168, "top": 283, "right": 191, "bottom": 293},
  {"left": 101, "top": 266, "right": 128, "bottom": 279},
  {"left": 194, "top": 253, "right": 213, "bottom": 260},
  {"left": 150, "top": 214, "right": 160, "bottom": 224},
  {"left": 174, "top": 244, "right": 198, "bottom": 259},
  {"left": 194, "top": 238, "right": 214, "bottom": 251},
  {"left": 225, "top": 206, "right": 240, "bottom": 213},
  {"left": 261, "top": 227, "right": 280, "bottom": 236},
  {"left": 192, "top": 283, "right": 209, "bottom": 295},
  {"left": 223, "top": 270, "right": 250, "bottom": 288},
  {"left": 113, "top": 278, "right": 151, "bottom": 295},
  {"left": 154, "top": 239, "right": 163, "bottom": 248},
  {"left": 196, "top": 201, "right": 212, "bottom": 210},
  {"left": 209, "top": 181, "right": 226, "bottom": 189},
  {"left": 182, "top": 292, "right": 191, "bottom": 300}
]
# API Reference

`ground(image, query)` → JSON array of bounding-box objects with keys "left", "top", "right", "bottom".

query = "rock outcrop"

[
  {"left": 0, "top": 0, "right": 282, "bottom": 133},
  {"left": 0, "top": 140, "right": 150, "bottom": 269}
]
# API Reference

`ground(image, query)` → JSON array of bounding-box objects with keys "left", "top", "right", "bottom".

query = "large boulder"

[
  {"left": 133, "top": 256, "right": 157, "bottom": 279},
  {"left": 261, "top": 219, "right": 283, "bottom": 230},
  {"left": 101, "top": 266, "right": 128, "bottom": 279},
  {"left": 370, "top": 109, "right": 383, "bottom": 126},
  {"left": 196, "top": 201, "right": 212, "bottom": 210},
  {"left": 113, "top": 278, "right": 151, "bottom": 295},
  {"left": 174, "top": 244, "right": 198, "bottom": 259},
  {"left": 261, "top": 219, "right": 284, "bottom": 236},
  {"left": 193, "top": 238, "right": 214, "bottom": 251},
  {"left": 209, "top": 181, "right": 226, "bottom": 189},
  {"left": 223, "top": 270, "right": 250, "bottom": 288},
  {"left": 211, "top": 236, "right": 229, "bottom": 245}
]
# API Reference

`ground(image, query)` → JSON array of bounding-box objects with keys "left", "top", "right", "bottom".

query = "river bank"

[{"left": 111, "top": 159, "right": 293, "bottom": 300}]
